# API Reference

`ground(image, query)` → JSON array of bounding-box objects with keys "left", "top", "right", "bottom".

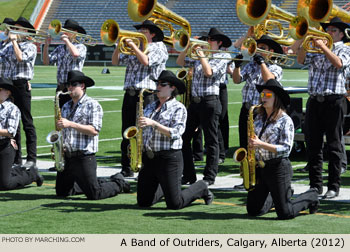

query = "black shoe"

[
  {"left": 234, "top": 183, "right": 245, "bottom": 190},
  {"left": 296, "top": 166, "right": 309, "bottom": 172},
  {"left": 309, "top": 200, "right": 320, "bottom": 214},
  {"left": 323, "top": 189, "right": 339, "bottom": 199},
  {"left": 203, "top": 179, "right": 214, "bottom": 186},
  {"left": 309, "top": 187, "right": 323, "bottom": 195},
  {"left": 203, "top": 190, "right": 214, "bottom": 205},
  {"left": 341, "top": 167, "right": 347, "bottom": 174},
  {"left": 110, "top": 173, "right": 131, "bottom": 193},
  {"left": 23, "top": 161, "right": 36, "bottom": 169},
  {"left": 193, "top": 157, "right": 203, "bottom": 162},
  {"left": 120, "top": 170, "right": 134, "bottom": 177},
  {"left": 218, "top": 158, "right": 225, "bottom": 164},
  {"left": 48, "top": 167, "right": 57, "bottom": 172},
  {"left": 181, "top": 177, "right": 196, "bottom": 185},
  {"left": 31, "top": 166, "right": 44, "bottom": 187}
]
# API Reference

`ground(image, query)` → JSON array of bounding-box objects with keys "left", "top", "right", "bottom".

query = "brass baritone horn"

[
  {"left": 297, "top": 0, "right": 350, "bottom": 28},
  {"left": 301, "top": 26, "right": 333, "bottom": 53},
  {"left": 100, "top": 19, "right": 148, "bottom": 55},
  {"left": 128, "top": 0, "right": 191, "bottom": 51},
  {"left": 48, "top": 19, "right": 97, "bottom": 46}
]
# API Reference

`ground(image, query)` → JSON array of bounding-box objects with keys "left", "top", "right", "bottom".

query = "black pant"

[
  {"left": 0, "top": 139, "right": 36, "bottom": 190},
  {"left": 56, "top": 84, "right": 71, "bottom": 108},
  {"left": 13, "top": 79, "right": 37, "bottom": 164},
  {"left": 192, "top": 127, "right": 203, "bottom": 161},
  {"left": 238, "top": 104, "right": 249, "bottom": 150},
  {"left": 304, "top": 96, "right": 344, "bottom": 193},
  {"left": 120, "top": 91, "right": 155, "bottom": 174},
  {"left": 137, "top": 150, "right": 208, "bottom": 209},
  {"left": 218, "top": 84, "right": 229, "bottom": 159},
  {"left": 182, "top": 95, "right": 221, "bottom": 183},
  {"left": 56, "top": 154, "right": 122, "bottom": 200},
  {"left": 247, "top": 158, "right": 319, "bottom": 219}
]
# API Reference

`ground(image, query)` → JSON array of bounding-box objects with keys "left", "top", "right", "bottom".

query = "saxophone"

[
  {"left": 46, "top": 91, "right": 71, "bottom": 172},
  {"left": 233, "top": 104, "right": 264, "bottom": 191},
  {"left": 176, "top": 67, "right": 192, "bottom": 108},
  {"left": 123, "top": 88, "right": 154, "bottom": 172}
]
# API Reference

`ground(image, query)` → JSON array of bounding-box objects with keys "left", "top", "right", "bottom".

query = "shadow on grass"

[{"left": 96, "top": 151, "right": 121, "bottom": 165}]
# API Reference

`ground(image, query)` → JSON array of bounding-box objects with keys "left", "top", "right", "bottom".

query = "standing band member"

[
  {"left": 176, "top": 27, "right": 231, "bottom": 185},
  {"left": 137, "top": 70, "right": 214, "bottom": 209},
  {"left": 0, "top": 17, "right": 38, "bottom": 168},
  {"left": 0, "top": 78, "right": 43, "bottom": 190},
  {"left": 112, "top": 19, "right": 168, "bottom": 177},
  {"left": 43, "top": 19, "right": 87, "bottom": 108},
  {"left": 294, "top": 17, "right": 350, "bottom": 199},
  {"left": 55, "top": 70, "right": 130, "bottom": 200},
  {"left": 0, "top": 18, "right": 15, "bottom": 78},
  {"left": 247, "top": 79, "right": 319, "bottom": 219}
]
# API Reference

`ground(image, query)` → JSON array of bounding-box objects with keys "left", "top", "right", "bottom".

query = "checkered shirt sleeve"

[
  {"left": 0, "top": 42, "right": 13, "bottom": 79},
  {"left": 119, "top": 42, "right": 168, "bottom": 90},
  {"left": 49, "top": 43, "right": 87, "bottom": 84},
  {"left": 240, "top": 61, "right": 283, "bottom": 104},
  {"left": 254, "top": 112, "right": 294, "bottom": 161},
  {"left": 0, "top": 100, "right": 20, "bottom": 139},
  {"left": 304, "top": 42, "right": 350, "bottom": 95},
  {"left": 143, "top": 98, "right": 187, "bottom": 151},
  {"left": 61, "top": 95, "right": 103, "bottom": 154},
  {"left": 12, "top": 42, "right": 37, "bottom": 80},
  {"left": 184, "top": 52, "right": 230, "bottom": 97}
]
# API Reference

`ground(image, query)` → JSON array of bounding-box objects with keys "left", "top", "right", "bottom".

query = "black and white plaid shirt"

[
  {"left": 304, "top": 41, "right": 350, "bottom": 96},
  {"left": 0, "top": 99, "right": 20, "bottom": 139},
  {"left": 0, "top": 42, "right": 12, "bottom": 78},
  {"left": 254, "top": 112, "right": 294, "bottom": 161},
  {"left": 61, "top": 94, "right": 103, "bottom": 154},
  {"left": 49, "top": 43, "right": 87, "bottom": 84},
  {"left": 143, "top": 98, "right": 187, "bottom": 152},
  {"left": 119, "top": 42, "right": 168, "bottom": 91},
  {"left": 240, "top": 61, "right": 283, "bottom": 105},
  {"left": 184, "top": 52, "right": 230, "bottom": 96},
  {"left": 0, "top": 41, "right": 37, "bottom": 80}
]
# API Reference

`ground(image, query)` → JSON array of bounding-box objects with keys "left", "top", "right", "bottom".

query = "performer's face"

[
  {"left": 326, "top": 25, "right": 344, "bottom": 43},
  {"left": 257, "top": 43, "right": 272, "bottom": 58},
  {"left": 68, "top": 82, "right": 85, "bottom": 98},
  {"left": 207, "top": 37, "right": 222, "bottom": 50},
  {"left": 260, "top": 89, "right": 275, "bottom": 109},
  {"left": 156, "top": 81, "right": 174, "bottom": 98},
  {"left": 0, "top": 88, "right": 10, "bottom": 103},
  {"left": 139, "top": 28, "right": 155, "bottom": 42}
]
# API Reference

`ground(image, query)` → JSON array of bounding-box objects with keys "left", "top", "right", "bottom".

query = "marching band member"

[
  {"left": 0, "top": 78, "right": 43, "bottom": 190},
  {"left": 43, "top": 19, "right": 87, "bottom": 108},
  {"left": 0, "top": 17, "right": 37, "bottom": 168},
  {"left": 247, "top": 79, "right": 319, "bottom": 219},
  {"left": 137, "top": 70, "right": 214, "bottom": 209},
  {"left": 176, "top": 27, "right": 231, "bottom": 186},
  {"left": 111, "top": 19, "right": 168, "bottom": 178},
  {"left": 294, "top": 17, "right": 350, "bottom": 199},
  {"left": 55, "top": 70, "right": 130, "bottom": 200}
]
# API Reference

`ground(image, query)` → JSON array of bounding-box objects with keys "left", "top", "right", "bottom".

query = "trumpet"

[
  {"left": 297, "top": 0, "right": 350, "bottom": 28},
  {"left": 48, "top": 19, "right": 97, "bottom": 46},
  {"left": 128, "top": 0, "right": 191, "bottom": 51},
  {"left": 100, "top": 19, "right": 148, "bottom": 54},
  {"left": 0, "top": 23, "right": 49, "bottom": 42}
]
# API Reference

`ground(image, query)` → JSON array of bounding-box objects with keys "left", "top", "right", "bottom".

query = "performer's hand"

[
  {"left": 313, "top": 38, "right": 327, "bottom": 48},
  {"left": 234, "top": 54, "right": 244, "bottom": 68},
  {"left": 45, "top": 36, "right": 52, "bottom": 45},
  {"left": 248, "top": 135, "right": 263, "bottom": 149},
  {"left": 57, "top": 118, "right": 71, "bottom": 129},
  {"left": 253, "top": 54, "right": 265, "bottom": 65},
  {"left": 10, "top": 139, "right": 18, "bottom": 150},
  {"left": 138, "top": 116, "right": 153, "bottom": 128},
  {"left": 27, "top": 81, "right": 31, "bottom": 91},
  {"left": 8, "top": 32, "right": 17, "bottom": 42},
  {"left": 61, "top": 34, "right": 69, "bottom": 43}
]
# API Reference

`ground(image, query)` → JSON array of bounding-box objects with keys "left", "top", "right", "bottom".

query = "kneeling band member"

[
  {"left": 0, "top": 78, "right": 43, "bottom": 190},
  {"left": 55, "top": 70, "right": 129, "bottom": 200},
  {"left": 137, "top": 70, "right": 214, "bottom": 209},
  {"left": 246, "top": 79, "right": 319, "bottom": 219}
]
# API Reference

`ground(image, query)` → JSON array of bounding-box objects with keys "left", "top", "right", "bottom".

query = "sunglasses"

[
  {"left": 68, "top": 82, "right": 82, "bottom": 87},
  {"left": 207, "top": 37, "right": 218, "bottom": 42},
  {"left": 260, "top": 92, "right": 273, "bottom": 98},
  {"left": 326, "top": 28, "right": 340, "bottom": 33},
  {"left": 157, "top": 82, "right": 170, "bottom": 87}
]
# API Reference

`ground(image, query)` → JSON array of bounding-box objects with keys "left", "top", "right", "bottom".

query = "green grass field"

[{"left": 1, "top": 66, "right": 350, "bottom": 234}]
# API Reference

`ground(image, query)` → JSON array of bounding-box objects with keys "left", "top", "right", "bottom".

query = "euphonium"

[
  {"left": 123, "top": 89, "right": 155, "bottom": 172},
  {"left": 46, "top": 91, "right": 71, "bottom": 172},
  {"left": 233, "top": 104, "right": 264, "bottom": 191},
  {"left": 100, "top": 19, "right": 148, "bottom": 54},
  {"left": 128, "top": 0, "right": 191, "bottom": 51},
  {"left": 177, "top": 67, "right": 192, "bottom": 108}
]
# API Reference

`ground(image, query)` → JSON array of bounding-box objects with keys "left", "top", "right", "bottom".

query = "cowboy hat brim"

[
  {"left": 14, "top": 21, "right": 35, "bottom": 33},
  {"left": 0, "top": 78, "right": 18, "bottom": 96},
  {"left": 320, "top": 21, "right": 350, "bottom": 43},
  {"left": 133, "top": 23, "right": 164, "bottom": 42},
  {"left": 256, "top": 80, "right": 290, "bottom": 107},
  {"left": 153, "top": 70, "right": 186, "bottom": 94},
  {"left": 68, "top": 76, "right": 95, "bottom": 87},
  {"left": 63, "top": 24, "right": 86, "bottom": 35},
  {"left": 256, "top": 37, "right": 284, "bottom": 55}
]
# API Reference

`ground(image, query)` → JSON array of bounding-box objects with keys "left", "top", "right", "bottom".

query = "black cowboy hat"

[
  {"left": 2, "top": 17, "right": 15, "bottom": 25},
  {"left": 154, "top": 70, "right": 186, "bottom": 94},
  {"left": 63, "top": 19, "right": 86, "bottom": 35},
  {"left": 207, "top": 27, "right": 232, "bottom": 48},
  {"left": 133, "top": 20, "right": 164, "bottom": 42},
  {"left": 197, "top": 31, "right": 208, "bottom": 41},
  {"left": 0, "top": 77, "right": 18, "bottom": 96},
  {"left": 67, "top": 70, "right": 95, "bottom": 87},
  {"left": 320, "top": 17, "right": 350, "bottom": 43},
  {"left": 256, "top": 79, "right": 290, "bottom": 107},
  {"left": 256, "top": 35, "right": 284, "bottom": 55},
  {"left": 14, "top": 17, "right": 35, "bottom": 33}
]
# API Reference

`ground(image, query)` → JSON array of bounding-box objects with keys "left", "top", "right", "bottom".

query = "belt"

[
  {"left": 125, "top": 88, "right": 155, "bottom": 97},
  {"left": 310, "top": 94, "right": 343, "bottom": 103},
  {"left": 64, "top": 150, "right": 87, "bottom": 158},
  {"left": 144, "top": 149, "right": 177, "bottom": 159},
  {"left": 191, "top": 95, "right": 218, "bottom": 103},
  {"left": 0, "top": 138, "right": 10, "bottom": 145},
  {"left": 264, "top": 157, "right": 286, "bottom": 165}
]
